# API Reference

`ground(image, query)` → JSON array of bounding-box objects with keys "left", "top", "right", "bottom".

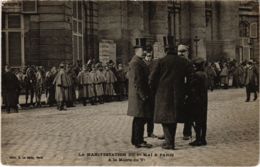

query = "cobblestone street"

[{"left": 1, "top": 88, "right": 259, "bottom": 166}]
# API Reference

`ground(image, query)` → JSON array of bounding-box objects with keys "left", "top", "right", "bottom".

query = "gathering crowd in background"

[{"left": 1, "top": 55, "right": 259, "bottom": 113}]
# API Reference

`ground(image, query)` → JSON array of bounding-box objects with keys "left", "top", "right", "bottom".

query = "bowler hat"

[
  {"left": 134, "top": 38, "right": 146, "bottom": 49},
  {"left": 192, "top": 57, "right": 205, "bottom": 64}
]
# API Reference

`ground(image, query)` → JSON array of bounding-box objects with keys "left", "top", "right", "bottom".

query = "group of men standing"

[{"left": 127, "top": 37, "right": 208, "bottom": 149}]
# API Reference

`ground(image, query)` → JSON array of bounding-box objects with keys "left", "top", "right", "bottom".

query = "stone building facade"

[{"left": 1, "top": 0, "right": 259, "bottom": 68}]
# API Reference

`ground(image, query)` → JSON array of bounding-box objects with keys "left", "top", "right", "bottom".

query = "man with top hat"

[
  {"left": 127, "top": 38, "right": 153, "bottom": 148},
  {"left": 149, "top": 36, "right": 193, "bottom": 149}
]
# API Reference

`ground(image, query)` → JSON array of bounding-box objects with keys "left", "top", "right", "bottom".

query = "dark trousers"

[
  {"left": 183, "top": 121, "right": 192, "bottom": 137},
  {"left": 25, "top": 87, "right": 34, "bottom": 105},
  {"left": 162, "top": 123, "right": 177, "bottom": 146},
  {"left": 246, "top": 85, "right": 257, "bottom": 100},
  {"left": 131, "top": 117, "right": 147, "bottom": 145},
  {"left": 146, "top": 118, "right": 154, "bottom": 136},
  {"left": 193, "top": 121, "right": 207, "bottom": 141}
]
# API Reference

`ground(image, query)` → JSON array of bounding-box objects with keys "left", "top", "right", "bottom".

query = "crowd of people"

[
  {"left": 205, "top": 59, "right": 259, "bottom": 93},
  {"left": 2, "top": 60, "right": 128, "bottom": 112}
]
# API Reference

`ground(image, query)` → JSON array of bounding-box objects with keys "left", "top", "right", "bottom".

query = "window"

[
  {"left": 72, "top": 1, "right": 84, "bottom": 63},
  {"left": 8, "top": 15, "right": 21, "bottom": 28},
  {"left": 239, "top": 21, "right": 249, "bottom": 37},
  {"left": 22, "top": 0, "right": 37, "bottom": 13},
  {"left": 2, "top": 14, "right": 24, "bottom": 67}
]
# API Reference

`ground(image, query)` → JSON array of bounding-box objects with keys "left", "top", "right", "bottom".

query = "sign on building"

[
  {"left": 99, "top": 39, "right": 116, "bottom": 65},
  {"left": 153, "top": 42, "right": 165, "bottom": 59}
]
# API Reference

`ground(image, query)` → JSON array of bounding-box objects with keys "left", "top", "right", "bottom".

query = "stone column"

[
  {"left": 219, "top": 1, "right": 239, "bottom": 60},
  {"left": 98, "top": 1, "right": 129, "bottom": 64},
  {"left": 190, "top": 1, "right": 207, "bottom": 59},
  {"left": 149, "top": 1, "right": 168, "bottom": 43}
]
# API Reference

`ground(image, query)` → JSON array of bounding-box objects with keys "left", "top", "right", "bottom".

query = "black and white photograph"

[{"left": 1, "top": 0, "right": 259, "bottom": 166}]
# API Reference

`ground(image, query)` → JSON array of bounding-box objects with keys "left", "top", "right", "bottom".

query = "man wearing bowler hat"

[
  {"left": 127, "top": 38, "right": 153, "bottom": 148},
  {"left": 150, "top": 36, "right": 193, "bottom": 149}
]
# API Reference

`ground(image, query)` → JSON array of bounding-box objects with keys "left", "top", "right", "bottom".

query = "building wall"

[{"left": 2, "top": 1, "right": 259, "bottom": 67}]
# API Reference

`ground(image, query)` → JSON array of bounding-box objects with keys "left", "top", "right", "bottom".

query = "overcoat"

[
  {"left": 2, "top": 71, "right": 20, "bottom": 107},
  {"left": 77, "top": 70, "right": 89, "bottom": 98},
  {"left": 89, "top": 71, "right": 97, "bottom": 98},
  {"left": 186, "top": 71, "right": 208, "bottom": 123},
  {"left": 94, "top": 70, "right": 105, "bottom": 96},
  {"left": 53, "top": 69, "right": 69, "bottom": 102},
  {"left": 244, "top": 66, "right": 258, "bottom": 92},
  {"left": 149, "top": 54, "right": 193, "bottom": 123},
  {"left": 104, "top": 69, "right": 117, "bottom": 96},
  {"left": 127, "top": 56, "right": 152, "bottom": 118},
  {"left": 67, "top": 70, "right": 77, "bottom": 101}
]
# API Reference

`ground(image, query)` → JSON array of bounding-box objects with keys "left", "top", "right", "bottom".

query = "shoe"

[
  {"left": 148, "top": 133, "right": 157, "bottom": 138},
  {"left": 135, "top": 143, "right": 153, "bottom": 148},
  {"left": 253, "top": 97, "right": 257, "bottom": 101},
  {"left": 157, "top": 135, "right": 165, "bottom": 140},
  {"left": 245, "top": 99, "right": 250, "bottom": 102},
  {"left": 183, "top": 136, "right": 191, "bottom": 140},
  {"left": 189, "top": 140, "right": 202, "bottom": 146},
  {"left": 200, "top": 140, "right": 207, "bottom": 145},
  {"left": 162, "top": 144, "right": 175, "bottom": 150}
]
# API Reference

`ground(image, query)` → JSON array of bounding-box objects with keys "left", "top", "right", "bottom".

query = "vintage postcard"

[{"left": 1, "top": 0, "right": 259, "bottom": 166}]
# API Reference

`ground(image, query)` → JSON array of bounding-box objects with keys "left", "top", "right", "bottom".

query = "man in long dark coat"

[
  {"left": 127, "top": 38, "right": 153, "bottom": 148},
  {"left": 2, "top": 65, "right": 20, "bottom": 113},
  {"left": 244, "top": 60, "right": 258, "bottom": 101},
  {"left": 149, "top": 38, "right": 193, "bottom": 150}
]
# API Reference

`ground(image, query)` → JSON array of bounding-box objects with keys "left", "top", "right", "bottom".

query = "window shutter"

[{"left": 22, "top": 0, "right": 37, "bottom": 14}]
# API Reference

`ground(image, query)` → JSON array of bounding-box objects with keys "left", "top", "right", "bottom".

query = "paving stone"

[{"left": 1, "top": 88, "right": 259, "bottom": 165}]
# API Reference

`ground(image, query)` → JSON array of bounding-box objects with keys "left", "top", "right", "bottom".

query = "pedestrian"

[
  {"left": 15, "top": 67, "right": 25, "bottom": 109},
  {"left": 127, "top": 38, "right": 153, "bottom": 148},
  {"left": 24, "top": 65, "right": 36, "bottom": 106},
  {"left": 143, "top": 49, "right": 157, "bottom": 138},
  {"left": 2, "top": 65, "right": 20, "bottom": 113},
  {"left": 104, "top": 65, "right": 117, "bottom": 102},
  {"left": 205, "top": 62, "right": 217, "bottom": 91},
  {"left": 35, "top": 66, "right": 44, "bottom": 107},
  {"left": 77, "top": 64, "right": 89, "bottom": 106},
  {"left": 220, "top": 63, "right": 229, "bottom": 89},
  {"left": 53, "top": 63, "right": 69, "bottom": 111},
  {"left": 116, "top": 64, "right": 127, "bottom": 101},
  {"left": 66, "top": 64, "right": 77, "bottom": 107},
  {"left": 176, "top": 44, "right": 193, "bottom": 141},
  {"left": 186, "top": 57, "right": 208, "bottom": 146},
  {"left": 94, "top": 63, "right": 105, "bottom": 104},
  {"left": 149, "top": 39, "right": 193, "bottom": 150},
  {"left": 108, "top": 60, "right": 120, "bottom": 100},
  {"left": 45, "top": 66, "right": 57, "bottom": 106},
  {"left": 88, "top": 64, "right": 96, "bottom": 105},
  {"left": 244, "top": 60, "right": 258, "bottom": 102}
]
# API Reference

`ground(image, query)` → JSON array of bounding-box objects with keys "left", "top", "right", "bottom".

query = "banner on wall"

[{"left": 153, "top": 42, "right": 165, "bottom": 59}]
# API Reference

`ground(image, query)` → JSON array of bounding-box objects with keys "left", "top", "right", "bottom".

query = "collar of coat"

[{"left": 133, "top": 55, "right": 147, "bottom": 66}]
